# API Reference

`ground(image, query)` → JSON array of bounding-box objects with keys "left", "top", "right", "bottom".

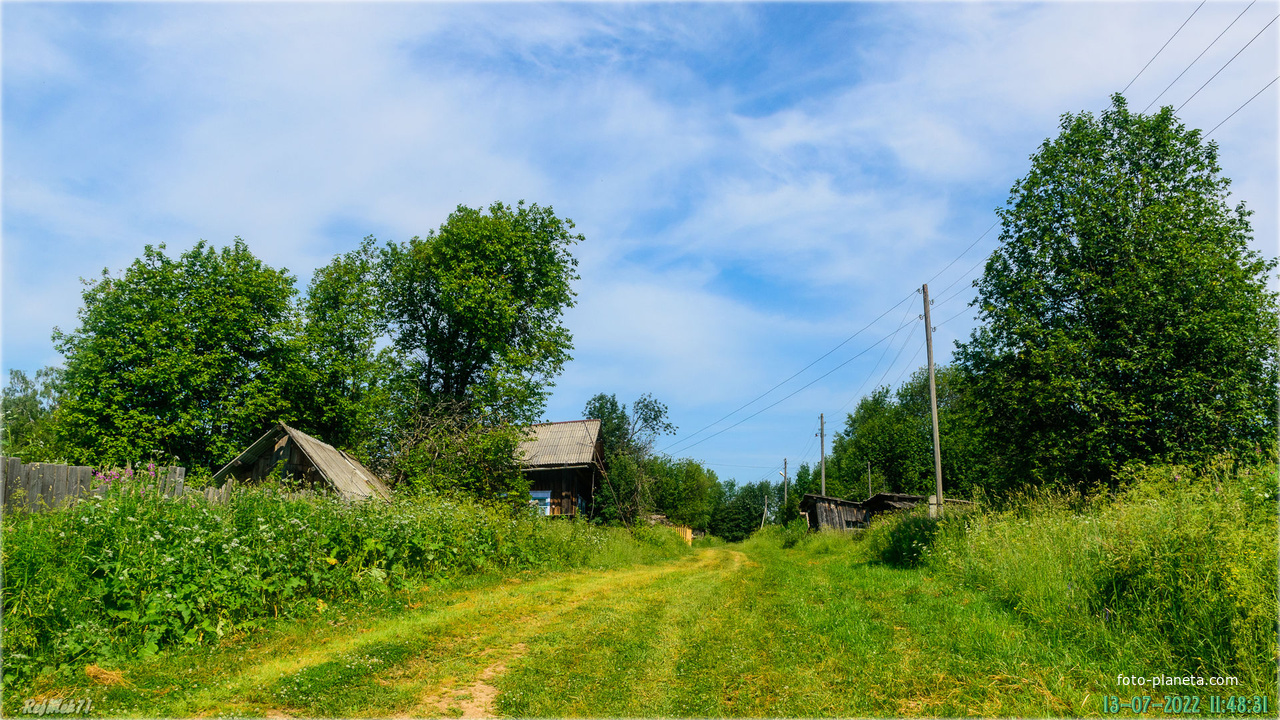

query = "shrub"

[{"left": 861, "top": 508, "right": 942, "bottom": 567}]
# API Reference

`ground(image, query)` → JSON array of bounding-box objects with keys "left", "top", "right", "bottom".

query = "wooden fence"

[
  {"left": 0, "top": 459, "right": 324, "bottom": 513},
  {"left": 1, "top": 458, "right": 186, "bottom": 513}
]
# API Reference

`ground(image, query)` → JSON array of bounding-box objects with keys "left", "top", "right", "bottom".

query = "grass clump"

[
  {"left": 1, "top": 481, "right": 690, "bottom": 695},
  {"left": 862, "top": 456, "right": 1278, "bottom": 690}
]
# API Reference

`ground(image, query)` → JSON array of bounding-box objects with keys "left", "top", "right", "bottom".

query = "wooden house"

[
  {"left": 213, "top": 423, "right": 392, "bottom": 502},
  {"left": 518, "top": 419, "right": 605, "bottom": 517}
]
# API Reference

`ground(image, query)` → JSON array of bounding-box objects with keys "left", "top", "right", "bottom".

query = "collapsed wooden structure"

[
  {"left": 518, "top": 419, "right": 605, "bottom": 517},
  {"left": 213, "top": 423, "right": 392, "bottom": 502},
  {"left": 800, "top": 492, "right": 974, "bottom": 531}
]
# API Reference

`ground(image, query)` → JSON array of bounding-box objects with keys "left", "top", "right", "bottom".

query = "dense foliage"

[
  {"left": 826, "top": 365, "right": 984, "bottom": 501},
  {"left": 956, "top": 95, "right": 1278, "bottom": 489},
  {"left": 51, "top": 240, "right": 303, "bottom": 469},
  {"left": 1, "top": 474, "right": 691, "bottom": 689},
  {"left": 379, "top": 202, "right": 582, "bottom": 425},
  {"left": 5, "top": 201, "right": 584, "bottom": 487},
  {"left": 0, "top": 367, "right": 64, "bottom": 462}
]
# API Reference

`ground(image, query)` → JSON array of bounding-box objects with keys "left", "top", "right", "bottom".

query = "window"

[{"left": 530, "top": 490, "right": 552, "bottom": 516}]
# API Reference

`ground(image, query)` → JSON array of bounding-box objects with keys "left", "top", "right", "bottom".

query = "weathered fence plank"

[{"left": 1, "top": 458, "right": 190, "bottom": 513}]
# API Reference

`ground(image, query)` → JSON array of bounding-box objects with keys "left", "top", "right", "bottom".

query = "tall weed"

[
  {"left": 1, "top": 482, "right": 689, "bottom": 688},
  {"left": 909, "top": 457, "right": 1278, "bottom": 686}
]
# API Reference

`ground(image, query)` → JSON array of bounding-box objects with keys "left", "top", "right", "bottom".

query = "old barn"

[
  {"left": 800, "top": 492, "right": 973, "bottom": 531},
  {"left": 213, "top": 423, "right": 392, "bottom": 502},
  {"left": 518, "top": 419, "right": 605, "bottom": 517}
]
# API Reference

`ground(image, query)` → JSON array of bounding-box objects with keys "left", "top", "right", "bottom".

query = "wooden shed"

[
  {"left": 801, "top": 492, "right": 974, "bottom": 531},
  {"left": 213, "top": 423, "right": 392, "bottom": 502},
  {"left": 800, "top": 494, "right": 869, "bottom": 531},
  {"left": 518, "top": 419, "right": 605, "bottom": 517}
]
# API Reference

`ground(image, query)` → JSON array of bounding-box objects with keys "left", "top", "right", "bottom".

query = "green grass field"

[{"left": 14, "top": 526, "right": 1272, "bottom": 718}]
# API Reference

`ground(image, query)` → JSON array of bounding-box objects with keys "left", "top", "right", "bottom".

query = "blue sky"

[{"left": 4, "top": 1, "right": 1277, "bottom": 483}]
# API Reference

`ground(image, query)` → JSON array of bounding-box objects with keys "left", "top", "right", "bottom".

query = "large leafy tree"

[
  {"left": 297, "top": 236, "right": 396, "bottom": 464},
  {"left": 53, "top": 240, "right": 304, "bottom": 469},
  {"left": 379, "top": 201, "right": 582, "bottom": 424},
  {"left": 956, "top": 95, "right": 1278, "bottom": 489}
]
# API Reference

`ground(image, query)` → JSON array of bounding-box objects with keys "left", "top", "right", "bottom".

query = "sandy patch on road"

[{"left": 409, "top": 643, "right": 527, "bottom": 719}]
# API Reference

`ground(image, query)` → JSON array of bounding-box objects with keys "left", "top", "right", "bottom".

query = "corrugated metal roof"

[
  {"left": 519, "top": 419, "right": 601, "bottom": 468},
  {"left": 213, "top": 423, "right": 392, "bottom": 502}
]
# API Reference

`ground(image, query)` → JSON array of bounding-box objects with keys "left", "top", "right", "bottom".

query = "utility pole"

[
  {"left": 779, "top": 458, "right": 788, "bottom": 508},
  {"left": 819, "top": 413, "right": 826, "bottom": 496},
  {"left": 760, "top": 491, "right": 769, "bottom": 530},
  {"left": 922, "top": 283, "right": 944, "bottom": 516},
  {"left": 867, "top": 459, "right": 871, "bottom": 500}
]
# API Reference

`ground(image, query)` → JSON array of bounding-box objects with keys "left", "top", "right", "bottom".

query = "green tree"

[
  {"left": 708, "top": 480, "right": 773, "bottom": 542},
  {"left": 647, "top": 455, "right": 721, "bottom": 532},
  {"left": 297, "top": 237, "right": 396, "bottom": 464},
  {"left": 956, "top": 95, "right": 1278, "bottom": 489},
  {"left": 53, "top": 240, "right": 304, "bottom": 469},
  {"left": 0, "top": 367, "right": 64, "bottom": 462},
  {"left": 378, "top": 201, "right": 581, "bottom": 424},
  {"left": 581, "top": 392, "right": 677, "bottom": 524},
  {"left": 583, "top": 392, "right": 676, "bottom": 462}
]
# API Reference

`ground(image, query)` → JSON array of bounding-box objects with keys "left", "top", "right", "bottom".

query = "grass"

[
  {"left": 0, "top": 482, "right": 691, "bottom": 703},
  {"left": 6, "top": 457, "right": 1273, "bottom": 717},
  {"left": 861, "top": 455, "right": 1279, "bottom": 693},
  {"left": 19, "top": 529, "right": 1246, "bottom": 718}
]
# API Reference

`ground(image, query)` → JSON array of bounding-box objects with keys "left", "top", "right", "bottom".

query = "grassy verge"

[
  {"left": 0, "top": 483, "right": 690, "bottom": 705},
  {"left": 860, "top": 456, "right": 1279, "bottom": 695}
]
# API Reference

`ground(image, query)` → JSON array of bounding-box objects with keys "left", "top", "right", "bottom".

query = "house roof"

[
  {"left": 213, "top": 423, "right": 392, "bottom": 502},
  {"left": 519, "top": 419, "right": 602, "bottom": 469}
]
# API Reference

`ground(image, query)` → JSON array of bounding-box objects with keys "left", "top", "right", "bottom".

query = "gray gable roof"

[
  {"left": 213, "top": 423, "right": 392, "bottom": 502},
  {"left": 519, "top": 419, "right": 602, "bottom": 469}
]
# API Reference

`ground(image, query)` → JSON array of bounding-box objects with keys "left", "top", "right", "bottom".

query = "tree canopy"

[
  {"left": 955, "top": 95, "right": 1278, "bottom": 489},
  {"left": 52, "top": 240, "right": 303, "bottom": 469},
  {"left": 379, "top": 201, "right": 581, "bottom": 424}
]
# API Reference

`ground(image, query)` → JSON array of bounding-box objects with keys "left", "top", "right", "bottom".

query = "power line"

[
  {"left": 1206, "top": 75, "right": 1278, "bottom": 136},
  {"left": 924, "top": 220, "right": 999, "bottom": 287},
  {"left": 891, "top": 337, "right": 927, "bottom": 388},
  {"left": 837, "top": 301, "right": 918, "bottom": 413},
  {"left": 1124, "top": 0, "right": 1207, "bottom": 94},
  {"left": 703, "top": 462, "right": 782, "bottom": 469},
  {"left": 1178, "top": 13, "right": 1279, "bottom": 112},
  {"left": 665, "top": 313, "right": 919, "bottom": 456},
  {"left": 1143, "top": 0, "right": 1257, "bottom": 113},
  {"left": 656, "top": 288, "right": 917, "bottom": 454}
]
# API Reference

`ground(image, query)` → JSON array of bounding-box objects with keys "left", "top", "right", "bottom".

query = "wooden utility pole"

[
  {"left": 781, "top": 458, "right": 788, "bottom": 507},
  {"left": 922, "top": 283, "right": 944, "bottom": 516},
  {"left": 819, "top": 413, "right": 826, "bottom": 496}
]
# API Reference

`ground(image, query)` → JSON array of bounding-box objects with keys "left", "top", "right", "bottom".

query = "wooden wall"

[{"left": 807, "top": 498, "right": 868, "bottom": 531}]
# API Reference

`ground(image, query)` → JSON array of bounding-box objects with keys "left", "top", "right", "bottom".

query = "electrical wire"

[
  {"left": 1178, "top": 13, "right": 1279, "bottom": 112},
  {"left": 890, "top": 337, "right": 927, "bottom": 388},
  {"left": 664, "top": 313, "right": 920, "bottom": 456},
  {"left": 837, "top": 301, "right": 919, "bottom": 413},
  {"left": 1206, "top": 75, "right": 1278, "bottom": 136},
  {"left": 656, "top": 288, "right": 917, "bottom": 454},
  {"left": 1143, "top": 1, "right": 1257, "bottom": 113},
  {"left": 1124, "top": 1, "right": 1207, "bottom": 94},
  {"left": 924, "top": 220, "right": 999, "bottom": 287}
]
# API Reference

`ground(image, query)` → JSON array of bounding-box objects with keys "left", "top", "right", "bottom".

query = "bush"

[
  {"left": 1, "top": 476, "right": 690, "bottom": 689},
  {"left": 861, "top": 508, "right": 942, "bottom": 567}
]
